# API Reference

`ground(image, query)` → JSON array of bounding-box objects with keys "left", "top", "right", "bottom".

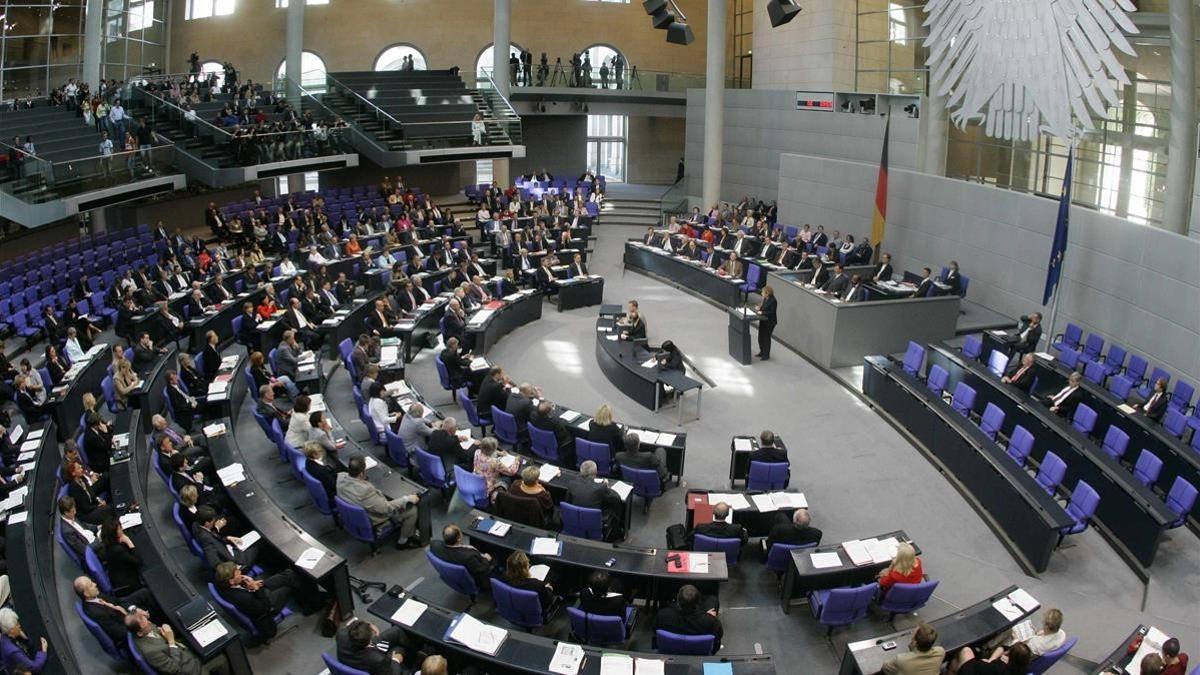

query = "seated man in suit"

[
  {"left": 762, "top": 507, "right": 822, "bottom": 553},
  {"left": 614, "top": 432, "right": 670, "bottom": 488},
  {"left": 255, "top": 384, "right": 291, "bottom": 424},
  {"left": 57, "top": 496, "right": 98, "bottom": 559},
  {"left": 430, "top": 524, "right": 493, "bottom": 590},
  {"left": 398, "top": 402, "right": 435, "bottom": 453},
  {"left": 192, "top": 505, "right": 258, "bottom": 571},
  {"left": 73, "top": 576, "right": 160, "bottom": 646},
  {"left": 282, "top": 297, "right": 323, "bottom": 351},
  {"left": 505, "top": 382, "right": 539, "bottom": 429},
  {"left": 687, "top": 501, "right": 748, "bottom": 549},
  {"left": 64, "top": 460, "right": 114, "bottom": 526},
  {"left": 881, "top": 623, "right": 945, "bottom": 675},
  {"left": 748, "top": 430, "right": 788, "bottom": 464},
  {"left": 911, "top": 267, "right": 936, "bottom": 298},
  {"left": 842, "top": 274, "right": 866, "bottom": 303},
  {"left": 132, "top": 332, "right": 165, "bottom": 371},
  {"left": 943, "top": 260, "right": 962, "bottom": 295},
  {"left": 442, "top": 299, "right": 468, "bottom": 346},
  {"left": 186, "top": 289, "right": 211, "bottom": 319},
  {"left": 165, "top": 370, "right": 199, "bottom": 429},
  {"left": 427, "top": 417, "right": 474, "bottom": 474},
  {"left": 1137, "top": 378, "right": 1169, "bottom": 421},
  {"left": 1001, "top": 353, "right": 1037, "bottom": 391},
  {"left": 125, "top": 609, "right": 223, "bottom": 675},
  {"left": 336, "top": 456, "right": 421, "bottom": 549},
  {"left": 477, "top": 367, "right": 511, "bottom": 418},
  {"left": 304, "top": 442, "right": 341, "bottom": 502},
  {"left": 1043, "top": 371, "right": 1084, "bottom": 418},
  {"left": 536, "top": 255, "right": 558, "bottom": 294},
  {"left": 872, "top": 253, "right": 894, "bottom": 282},
  {"left": 566, "top": 461, "right": 624, "bottom": 541},
  {"left": 274, "top": 329, "right": 304, "bottom": 383},
  {"left": 335, "top": 617, "right": 406, "bottom": 675},
  {"left": 654, "top": 584, "right": 722, "bottom": 643},
  {"left": 820, "top": 264, "right": 850, "bottom": 295},
  {"left": 440, "top": 337, "right": 473, "bottom": 392},
  {"left": 212, "top": 561, "right": 302, "bottom": 641},
  {"left": 530, "top": 400, "right": 575, "bottom": 464},
  {"left": 568, "top": 253, "right": 588, "bottom": 278},
  {"left": 1004, "top": 313, "right": 1043, "bottom": 354}
]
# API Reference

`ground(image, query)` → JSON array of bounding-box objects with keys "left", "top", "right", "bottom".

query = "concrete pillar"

[
  {"left": 1163, "top": 0, "right": 1195, "bottom": 233},
  {"left": 493, "top": 159, "right": 511, "bottom": 189},
  {"left": 285, "top": 0, "right": 305, "bottom": 103},
  {"left": 921, "top": 91, "right": 948, "bottom": 176},
  {"left": 701, "top": 0, "right": 726, "bottom": 208},
  {"left": 1116, "top": 75, "right": 1137, "bottom": 219},
  {"left": 83, "top": 0, "right": 104, "bottom": 89},
  {"left": 287, "top": 174, "right": 305, "bottom": 194},
  {"left": 492, "top": 0, "right": 512, "bottom": 97}
]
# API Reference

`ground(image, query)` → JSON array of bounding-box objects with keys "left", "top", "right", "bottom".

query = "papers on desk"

[
  {"left": 596, "top": 326, "right": 611, "bottom": 333},
  {"left": 627, "top": 429, "right": 660, "bottom": 446},
  {"left": 235, "top": 530, "right": 261, "bottom": 551},
  {"left": 19, "top": 440, "right": 38, "bottom": 453},
  {"left": 478, "top": 518, "right": 512, "bottom": 537},
  {"left": 559, "top": 410, "right": 582, "bottom": 423},
  {"left": 656, "top": 433, "right": 677, "bottom": 446},
  {"left": 640, "top": 357, "right": 658, "bottom": 369},
  {"left": 750, "top": 494, "right": 777, "bottom": 512},
  {"left": 733, "top": 437, "right": 753, "bottom": 452},
  {"left": 576, "top": 418, "right": 591, "bottom": 432},
  {"left": 445, "top": 612, "right": 507, "bottom": 656},
  {"left": 27, "top": 427, "right": 45, "bottom": 441},
  {"left": 605, "top": 335, "right": 619, "bottom": 341},
  {"left": 363, "top": 455, "right": 379, "bottom": 470},
  {"left": 840, "top": 540, "right": 874, "bottom": 566},
  {"left": 468, "top": 309, "right": 496, "bottom": 326},
  {"left": 16, "top": 451, "right": 35, "bottom": 463},
  {"left": 207, "top": 381, "right": 229, "bottom": 398},
  {"left": 0, "top": 493, "right": 22, "bottom": 514},
  {"left": 603, "top": 479, "right": 634, "bottom": 501},
  {"left": 119, "top": 512, "right": 143, "bottom": 530},
  {"left": 7, "top": 511, "right": 27, "bottom": 525},
  {"left": 1126, "top": 627, "right": 1171, "bottom": 675},
  {"left": 384, "top": 380, "right": 411, "bottom": 397},
  {"left": 706, "top": 493, "right": 752, "bottom": 510},
  {"left": 202, "top": 423, "right": 228, "bottom": 438},
  {"left": 864, "top": 537, "right": 900, "bottom": 564},
  {"left": 216, "top": 463, "right": 246, "bottom": 486},
  {"left": 537, "top": 464, "right": 561, "bottom": 483},
  {"left": 497, "top": 454, "right": 519, "bottom": 471},
  {"left": 600, "top": 654, "right": 634, "bottom": 675},
  {"left": 309, "top": 394, "right": 327, "bottom": 412},
  {"left": 991, "top": 597, "right": 1024, "bottom": 621},
  {"left": 529, "top": 564, "right": 551, "bottom": 582},
  {"left": 191, "top": 619, "right": 228, "bottom": 648},
  {"left": 548, "top": 642, "right": 585, "bottom": 675},
  {"left": 1118, "top": 403, "right": 1137, "bottom": 414},
  {"left": 470, "top": 357, "right": 489, "bottom": 371},
  {"left": 390, "top": 598, "right": 428, "bottom": 627},
  {"left": 456, "top": 430, "right": 475, "bottom": 450},
  {"left": 295, "top": 546, "right": 324, "bottom": 570},
  {"left": 220, "top": 355, "right": 240, "bottom": 369},
  {"left": 380, "top": 346, "right": 400, "bottom": 366},
  {"left": 1034, "top": 351, "right": 1055, "bottom": 361},
  {"left": 809, "top": 551, "right": 843, "bottom": 569},
  {"left": 530, "top": 537, "right": 563, "bottom": 557},
  {"left": 1008, "top": 588, "right": 1038, "bottom": 613},
  {"left": 635, "top": 658, "right": 665, "bottom": 675}
]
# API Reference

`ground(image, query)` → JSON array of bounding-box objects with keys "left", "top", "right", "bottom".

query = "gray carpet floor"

[{"left": 49, "top": 220, "right": 1200, "bottom": 674}]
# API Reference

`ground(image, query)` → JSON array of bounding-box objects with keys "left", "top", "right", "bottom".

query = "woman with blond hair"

[
  {"left": 502, "top": 551, "right": 556, "bottom": 607},
  {"left": 876, "top": 541, "right": 924, "bottom": 600},
  {"left": 112, "top": 359, "right": 140, "bottom": 410},
  {"left": 473, "top": 436, "right": 518, "bottom": 497},
  {"left": 587, "top": 403, "right": 623, "bottom": 461}
]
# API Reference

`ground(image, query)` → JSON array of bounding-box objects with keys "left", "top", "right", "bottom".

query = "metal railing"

[
  {"left": 474, "top": 69, "right": 524, "bottom": 146},
  {"left": 472, "top": 66, "right": 717, "bottom": 93},
  {"left": 1, "top": 140, "right": 177, "bottom": 202},
  {"left": 659, "top": 179, "right": 690, "bottom": 225}
]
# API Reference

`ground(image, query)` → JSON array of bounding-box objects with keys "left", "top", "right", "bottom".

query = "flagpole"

[{"left": 1043, "top": 138, "right": 1076, "bottom": 350}]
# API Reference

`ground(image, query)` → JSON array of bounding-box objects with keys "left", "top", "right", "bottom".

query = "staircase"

[{"left": 599, "top": 196, "right": 664, "bottom": 228}]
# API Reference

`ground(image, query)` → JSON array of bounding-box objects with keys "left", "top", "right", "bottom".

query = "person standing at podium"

[{"left": 756, "top": 286, "right": 777, "bottom": 360}]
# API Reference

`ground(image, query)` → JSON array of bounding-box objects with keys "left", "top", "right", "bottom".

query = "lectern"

[{"left": 728, "top": 307, "right": 759, "bottom": 365}]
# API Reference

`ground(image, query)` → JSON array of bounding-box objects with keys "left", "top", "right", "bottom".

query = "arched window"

[
  {"left": 375, "top": 44, "right": 428, "bottom": 71},
  {"left": 475, "top": 42, "right": 524, "bottom": 82},
  {"left": 580, "top": 44, "right": 624, "bottom": 89},
  {"left": 200, "top": 60, "right": 225, "bottom": 88},
  {"left": 276, "top": 50, "right": 326, "bottom": 88}
]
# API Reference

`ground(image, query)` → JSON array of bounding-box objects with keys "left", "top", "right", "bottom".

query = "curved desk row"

[
  {"left": 186, "top": 286, "right": 267, "bottom": 352},
  {"left": 862, "top": 355, "right": 1072, "bottom": 574},
  {"left": 542, "top": 398, "right": 688, "bottom": 484},
  {"left": 47, "top": 342, "right": 112, "bottom": 441},
  {"left": 595, "top": 313, "right": 699, "bottom": 413},
  {"left": 467, "top": 290, "right": 544, "bottom": 354},
  {"left": 460, "top": 510, "right": 728, "bottom": 605},
  {"left": 1024, "top": 353, "right": 1200, "bottom": 528},
  {"left": 624, "top": 242, "right": 743, "bottom": 308},
  {"left": 926, "top": 345, "right": 1176, "bottom": 571},
  {"left": 684, "top": 489, "right": 806, "bottom": 538},
  {"left": 839, "top": 585, "right": 1039, "bottom": 675},
  {"left": 370, "top": 589, "right": 775, "bottom": 675},
  {"left": 779, "top": 530, "right": 918, "bottom": 614}
]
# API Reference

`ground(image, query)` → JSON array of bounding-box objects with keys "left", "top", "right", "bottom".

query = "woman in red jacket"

[{"left": 877, "top": 542, "right": 924, "bottom": 599}]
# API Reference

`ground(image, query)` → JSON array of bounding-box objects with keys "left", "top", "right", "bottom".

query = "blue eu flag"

[{"left": 1043, "top": 149, "right": 1073, "bottom": 306}]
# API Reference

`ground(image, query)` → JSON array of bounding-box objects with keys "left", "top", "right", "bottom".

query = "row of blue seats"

[{"left": 0, "top": 223, "right": 152, "bottom": 283}]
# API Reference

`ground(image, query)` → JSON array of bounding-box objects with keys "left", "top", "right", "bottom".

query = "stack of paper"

[
  {"left": 119, "top": 512, "right": 143, "bottom": 530},
  {"left": 191, "top": 620, "right": 228, "bottom": 648},
  {"left": 530, "top": 537, "right": 562, "bottom": 556},
  {"left": 841, "top": 540, "right": 873, "bottom": 566},
  {"left": 862, "top": 537, "right": 900, "bottom": 564},
  {"left": 600, "top": 654, "right": 633, "bottom": 675},
  {"left": 220, "top": 355, "right": 240, "bottom": 369},
  {"left": 608, "top": 480, "right": 634, "bottom": 501},
  {"left": 446, "top": 612, "right": 507, "bottom": 656},
  {"left": 207, "top": 381, "right": 229, "bottom": 398},
  {"left": 296, "top": 547, "right": 324, "bottom": 570},
  {"left": 308, "top": 394, "right": 327, "bottom": 412},
  {"left": 216, "top": 463, "right": 246, "bottom": 486},
  {"left": 26, "top": 428, "right": 44, "bottom": 441},
  {"left": 635, "top": 658, "right": 665, "bottom": 675},
  {"left": 810, "top": 551, "right": 842, "bottom": 569},
  {"left": 537, "top": 464, "right": 561, "bottom": 483},
  {"left": 390, "top": 598, "right": 428, "bottom": 627},
  {"left": 548, "top": 642, "right": 585, "bottom": 675},
  {"left": 481, "top": 519, "right": 511, "bottom": 536},
  {"left": 202, "top": 423, "right": 227, "bottom": 438},
  {"left": 1007, "top": 588, "right": 1038, "bottom": 613},
  {"left": 770, "top": 492, "right": 808, "bottom": 509},
  {"left": 235, "top": 531, "right": 261, "bottom": 551},
  {"left": 733, "top": 437, "right": 753, "bottom": 452},
  {"left": 991, "top": 597, "right": 1023, "bottom": 621},
  {"left": 706, "top": 493, "right": 752, "bottom": 510},
  {"left": 380, "top": 346, "right": 399, "bottom": 365},
  {"left": 498, "top": 454, "right": 519, "bottom": 471},
  {"left": 657, "top": 433, "right": 676, "bottom": 446},
  {"left": 688, "top": 552, "right": 710, "bottom": 573},
  {"left": 468, "top": 309, "right": 496, "bottom": 326},
  {"left": 384, "top": 380, "right": 410, "bottom": 396},
  {"left": 559, "top": 410, "right": 582, "bottom": 423},
  {"left": 750, "top": 494, "right": 779, "bottom": 512},
  {"left": 470, "top": 357, "right": 489, "bottom": 370}
]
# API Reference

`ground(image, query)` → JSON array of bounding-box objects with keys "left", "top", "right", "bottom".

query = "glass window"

[
  {"left": 200, "top": 60, "right": 225, "bottom": 88},
  {"left": 128, "top": 1, "right": 155, "bottom": 32},
  {"left": 586, "top": 114, "right": 626, "bottom": 182},
  {"left": 275, "top": 0, "right": 329, "bottom": 7},
  {"left": 476, "top": 160, "right": 494, "bottom": 184},
  {"left": 277, "top": 171, "right": 320, "bottom": 194},
  {"left": 277, "top": 50, "right": 326, "bottom": 88},
  {"left": 186, "top": 0, "right": 235, "bottom": 20},
  {"left": 580, "top": 44, "right": 622, "bottom": 89},
  {"left": 475, "top": 42, "right": 524, "bottom": 81},
  {"left": 374, "top": 44, "right": 427, "bottom": 71}
]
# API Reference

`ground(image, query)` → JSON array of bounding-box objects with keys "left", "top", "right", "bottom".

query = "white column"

[
  {"left": 492, "top": 0, "right": 512, "bottom": 97},
  {"left": 82, "top": 0, "right": 104, "bottom": 89},
  {"left": 921, "top": 90, "right": 947, "bottom": 176},
  {"left": 1163, "top": 0, "right": 1195, "bottom": 234},
  {"left": 285, "top": 0, "right": 305, "bottom": 103},
  {"left": 701, "top": 0, "right": 726, "bottom": 208}
]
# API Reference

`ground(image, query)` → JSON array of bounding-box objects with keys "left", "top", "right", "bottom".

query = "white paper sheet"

[
  {"left": 841, "top": 540, "right": 873, "bottom": 566},
  {"left": 771, "top": 492, "right": 808, "bottom": 509},
  {"left": 529, "top": 564, "right": 551, "bottom": 581},
  {"left": 609, "top": 480, "right": 634, "bottom": 501},
  {"left": 390, "top": 598, "right": 428, "bottom": 627},
  {"left": 363, "top": 455, "right": 379, "bottom": 470},
  {"left": 751, "top": 494, "right": 779, "bottom": 512},
  {"left": 235, "top": 530, "right": 261, "bottom": 551},
  {"left": 687, "top": 552, "right": 709, "bottom": 573},
  {"left": 809, "top": 552, "right": 842, "bottom": 569},
  {"left": 216, "top": 463, "right": 245, "bottom": 486},
  {"left": 119, "top": 512, "right": 143, "bottom": 530},
  {"left": 656, "top": 433, "right": 677, "bottom": 446},
  {"left": 991, "top": 598, "right": 1023, "bottom": 621},
  {"left": 635, "top": 658, "right": 665, "bottom": 675},
  {"left": 447, "top": 612, "right": 507, "bottom": 655},
  {"left": 191, "top": 619, "right": 229, "bottom": 648},
  {"left": 1007, "top": 588, "right": 1038, "bottom": 613},
  {"left": 600, "top": 654, "right": 634, "bottom": 675},
  {"left": 733, "top": 437, "right": 753, "bottom": 452},
  {"left": 530, "top": 537, "right": 561, "bottom": 556},
  {"left": 548, "top": 642, "right": 585, "bottom": 675},
  {"left": 537, "top": 464, "right": 561, "bottom": 483},
  {"left": 295, "top": 546, "right": 324, "bottom": 570}
]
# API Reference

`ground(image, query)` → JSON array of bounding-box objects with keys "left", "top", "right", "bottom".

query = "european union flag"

[{"left": 1043, "top": 148, "right": 1074, "bottom": 306}]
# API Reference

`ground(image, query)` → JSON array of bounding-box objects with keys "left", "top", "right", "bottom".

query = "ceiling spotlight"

[
  {"left": 643, "top": 0, "right": 674, "bottom": 29},
  {"left": 667, "top": 22, "right": 694, "bottom": 45},
  {"left": 767, "top": 0, "right": 802, "bottom": 27}
]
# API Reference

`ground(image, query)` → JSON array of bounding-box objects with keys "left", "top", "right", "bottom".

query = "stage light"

[
  {"left": 767, "top": 0, "right": 802, "bottom": 27},
  {"left": 667, "top": 22, "right": 695, "bottom": 45}
]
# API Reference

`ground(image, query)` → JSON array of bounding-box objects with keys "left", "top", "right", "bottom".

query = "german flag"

[{"left": 870, "top": 115, "right": 890, "bottom": 262}]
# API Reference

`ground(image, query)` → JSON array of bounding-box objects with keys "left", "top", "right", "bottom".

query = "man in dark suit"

[
  {"left": 530, "top": 400, "right": 575, "bottom": 465},
  {"left": 304, "top": 444, "right": 340, "bottom": 502},
  {"left": 282, "top": 297, "right": 322, "bottom": 350},
  {"left": 74, "top": 576, "right": 160, "bottom": 645},
  {"left": 614, "top": 432, "right": 669, "bottom": 487},
  {"left": 748, "top": 430, "right": 788, "bottom": 464},
  {"left": 654, "top": 585, "right": 722, "bottom": 642},
  {"left": 763, "top": 508, "right": 822, "bottom": 553},
  {"left": 394, "top": 279, "right": 423, "bottom": 315},
  {"left": 212, "top": 561, "right": 302, "bottom": 641},
  {"left": 207, "top": 275, "right": 235, "bottom": 304},
  {"left": 65, "top": 459, "right": 114, "bottom": 525},
  {"left": 1001, "top": 353, "right": 1037, "bottom": 391},
  {"left": 477, "top": 367, "right": 510, "bottom": 418},
  {"left": 132, "top": 332, "right": 163, "bottom": 371},
  {"left": 1006, "top": 313, "right": 1043, "bottom": 354},
  {"left": 193, "top": 506, "right": 258, "bottom": 571},
  {"left": 82, "top": 411, "right": 115, "bottom": 473},
  {"left": 820, "top": 264, "right": 850, "bottom": 295},
  {"left": 165, "top": 371, "right": 199, "bottom": 428},
  {"left": 442, "top": 299, "right": 467, "bottom": 345},
  {"left": 427, "top": 417, "right": 473, "bottom": 473},
  {"left": 566, "top": 461, "right": 624, "bottom": 540},
  {"left": 237, "top": 302, "right": 260, "bottom": 344},
  {"left": 810, "top": 226, "right": 829, "bottom": 249},
  {"left": 872, "top": 253, "right": 894, "bottom": 282},
  {"left": 911, "top": 267, "right": 936, "bottom": 298},
  {"left": 57, "top": 496, "right": 98, "bottom": 558},
  {"left": 568, "top": 253, "right": 588, "bottom": 278},
  {"left": 335, "top": 618, "right": 406, "bottom": 675},
  {"left": 943, "top": 260, "right": 962, "bottom": 295},
  {"left": 687, "top": 501, "right": 748, "bottom": 549},
  {"left": 842, "top": 274, "right": 866, "bottom": 303},
  {"left": 1137, "top": 377, "right": 1169, "bottom": 421},
  {"left": 186, "top": 289, "right": 210, "bottom": 319},
  {"left": 1044, "top": 371, "right": 1084, "bottom": 418},
  {"left": 505, "top": 382, "right": 538, "bottom": 429},
  {"left": 440, "top": 337, "right": 472, "bottom": 391},
  {"left": 430, "top": 524, "right": 493, "bottom": 590}
]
